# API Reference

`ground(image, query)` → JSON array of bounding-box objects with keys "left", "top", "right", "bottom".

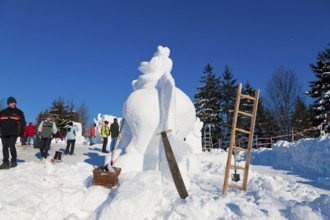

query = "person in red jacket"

[
  {"left": 90, "top": 123, "right": 96, "bottom": 146},
  {"left": 26, "top": 122, "right": 36, "bottom": 146}
]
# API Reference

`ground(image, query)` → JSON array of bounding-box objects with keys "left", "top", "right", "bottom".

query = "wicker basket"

[{"left": 93, "top": 166, "right": 121, "bottom": 187}]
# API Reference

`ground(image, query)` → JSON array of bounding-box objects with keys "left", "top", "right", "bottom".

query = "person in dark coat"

[
  {"left": 110, "top": 118, "right": 120, "bottom": 154},
  {"left": 0, "top": 96, "right": 26, "bottom": 169}
]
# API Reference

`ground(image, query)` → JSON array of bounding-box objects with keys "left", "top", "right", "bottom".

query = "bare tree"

[
  {"left": 76, "top": 102, "right": 90, "bottom": 137},
  {"left": 265, "top": 68, "right": 302, "bottom": 136}
]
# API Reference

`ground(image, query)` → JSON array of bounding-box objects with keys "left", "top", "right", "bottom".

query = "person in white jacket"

[{"left": 65, "top": 122, "right": 77, "bottom": 155}]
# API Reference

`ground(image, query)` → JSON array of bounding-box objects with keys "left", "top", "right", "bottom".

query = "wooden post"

[{"left": 242, "top": 89, "right": 259, "bottom": 191}]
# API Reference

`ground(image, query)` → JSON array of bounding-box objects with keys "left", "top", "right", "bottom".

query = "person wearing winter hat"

[
  {"left": 0, "top": 96, "right": 26, "bottom": 169},
  {"left": 101, "top": 120, "right": 110, "bottom": 153},
  {"left": 65, "top": 121, "right": 77, "bottom": 155},
  {"left": 110, "top": 118, "right": 120, "bottom": 154}
]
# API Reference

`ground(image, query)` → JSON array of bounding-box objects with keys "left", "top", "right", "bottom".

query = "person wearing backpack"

[
  {"left": 65, "top": 121, "right": 77, "bottom": 155},
  {"left": 38, "top": 114, "right": 57, "bottom": 161},
  {"left": 101, "top": 121, "right": 110, "bottom": 153}
]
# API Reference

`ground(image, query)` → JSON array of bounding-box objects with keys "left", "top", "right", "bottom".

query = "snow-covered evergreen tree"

[
  {"left": 306, "top": 44, "right": 330, "bottom": 125},
  {"left": 220, "top": 65, "right": 237, "bottom": 142},
  {"left": 194, "top": 64, "right": 222, "bottom": 145},
  {"left": 239, "top": 82, "right": 255, "bottom": 130},
  {"left": 37, "top": 97, "right": 79, "bottom": 135}
]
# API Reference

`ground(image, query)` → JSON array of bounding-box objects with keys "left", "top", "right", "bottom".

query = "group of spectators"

[
  {"left": 0, "top": 96, "right": 79, "bottom": 169},
  {"left": 0, "top": 96, "right": 121, "bottom": 169},
  {"left": 89, "top": 118, "right": 121, "bottom": 154}
]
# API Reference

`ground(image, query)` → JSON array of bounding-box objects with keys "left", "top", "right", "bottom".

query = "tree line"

[
  {"left": 194, "top": 43, "right": 330, "bottom": 149},
  {"left": 35, "top": 97, "right": 90, "bottom": 137}
]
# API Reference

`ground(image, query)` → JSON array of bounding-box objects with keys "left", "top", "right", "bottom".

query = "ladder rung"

[
  {"left": 228, "top": 184, "right": 242, "bottom": 189},
  {"left": 240, "top": 94, "right": 256, "bottom": 101},
  {"left": 233, "top": 146, "right": 249, "bottom": 152},
  {"left": 235, "top": 128, "right": 251, "bottom": 134},
  {"left": 238, "top": 111, "right": 253, "bottom": 118},
  {"left": 230, "top": 165, "right": 245, "bottom": 170}
]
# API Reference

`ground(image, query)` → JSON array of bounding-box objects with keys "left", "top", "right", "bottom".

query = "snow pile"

[
  {"left": 0, "top": 139, "right": 329, "bottom": 219},
  {"left": 252, "top": 134, "right": 330, "bottom": 177}
]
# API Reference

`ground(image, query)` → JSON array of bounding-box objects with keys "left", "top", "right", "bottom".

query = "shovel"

[
  {"left": 231, "top": 170, "right": 240, "bottom": 182},
  {"left": 231, "top": 149, "right": 240, "bottom": 182}
]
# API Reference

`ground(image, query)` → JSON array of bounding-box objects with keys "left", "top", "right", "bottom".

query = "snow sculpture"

[
  {"left": 116, "top": 46, "right": 201, "bottom": 180},
  {"left": 72, "top": 122, "right": 85, "bottom": 144},
  {"left": 185, "top": 117, "right": 204, "bottom": 153}
]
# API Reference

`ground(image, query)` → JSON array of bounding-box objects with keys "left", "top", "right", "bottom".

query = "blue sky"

[{"left": 0, "top": 0, "right": 329, "bottom": 125}]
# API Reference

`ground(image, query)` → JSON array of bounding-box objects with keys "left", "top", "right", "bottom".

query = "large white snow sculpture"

[{"left": 116, "top": 46, "right": 201, "bottom": 180}]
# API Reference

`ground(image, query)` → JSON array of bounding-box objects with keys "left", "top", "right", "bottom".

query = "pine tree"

[
  {"left": 37, "top": 97, "right": 80, "bottom": 135},
  {"left": 235, "top": 82, "right": 256, "bottom": 146},
  {"left": 306, "top": 43, "right": 330, "bottom": 125},
  {"left": 76, "top": 102, "right": 90, "bottom": 137},
  {"left": 291, "top": 97, "right": 313, "bottom": 139},
  {"left": 194, "top": 64, "right": 222, "bottom": 146},
  {"left": 239, "top": 82, "right": 255, "bottom": 130},
  {"left": 254, "top": 98, "right": 278, "bottom": 147},
  {"left": 220, "top": 65, "right": 237, "bottom": 142}
]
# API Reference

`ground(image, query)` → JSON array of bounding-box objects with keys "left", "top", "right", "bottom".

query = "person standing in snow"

[
  {"left": 65, "top": 121, "right": 77, "bottom": 155},
  {"left": 110, "top": 118, "right": 120, "bottom": 154},
  {"left": 26, "top": 122, "right": 36, "bottom": 146},
  {"left": 0, "top": 96, "right": 26, "bottom": 169},
  {"left": 90, "top": 123, "right": 96, "bottom": 146},
  {"left": 20, "top": 122, "right": 28, "bottom": 145},
  {"left": 38, "top": 114, "right": 57, "bottom": 160},
  {"left": 101, "top": 121, "right": 110, "bottom": 153}
]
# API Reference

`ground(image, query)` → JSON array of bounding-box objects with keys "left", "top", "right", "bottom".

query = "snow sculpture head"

[
  {"left": 132, "top": 46, "right": 173, "bottom": 90},
  {"left": 137, "top": 46, "right": 173, "bottom": 75},
  {"left": 117, "top": 45, "right": 201, "bottom": 180}
]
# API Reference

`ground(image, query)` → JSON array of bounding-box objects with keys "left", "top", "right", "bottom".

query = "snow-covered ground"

[{"left": 0, "top": 135, "right": 329, "bottom": 219}]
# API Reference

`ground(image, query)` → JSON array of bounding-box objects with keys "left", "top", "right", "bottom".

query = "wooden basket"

[{"left": 93, "top": 166, "right": 121, "bottom": 187}]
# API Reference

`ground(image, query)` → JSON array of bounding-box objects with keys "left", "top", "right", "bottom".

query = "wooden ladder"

[{"left": 222, "top": 83, "right": 260, "bottom": 195}]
